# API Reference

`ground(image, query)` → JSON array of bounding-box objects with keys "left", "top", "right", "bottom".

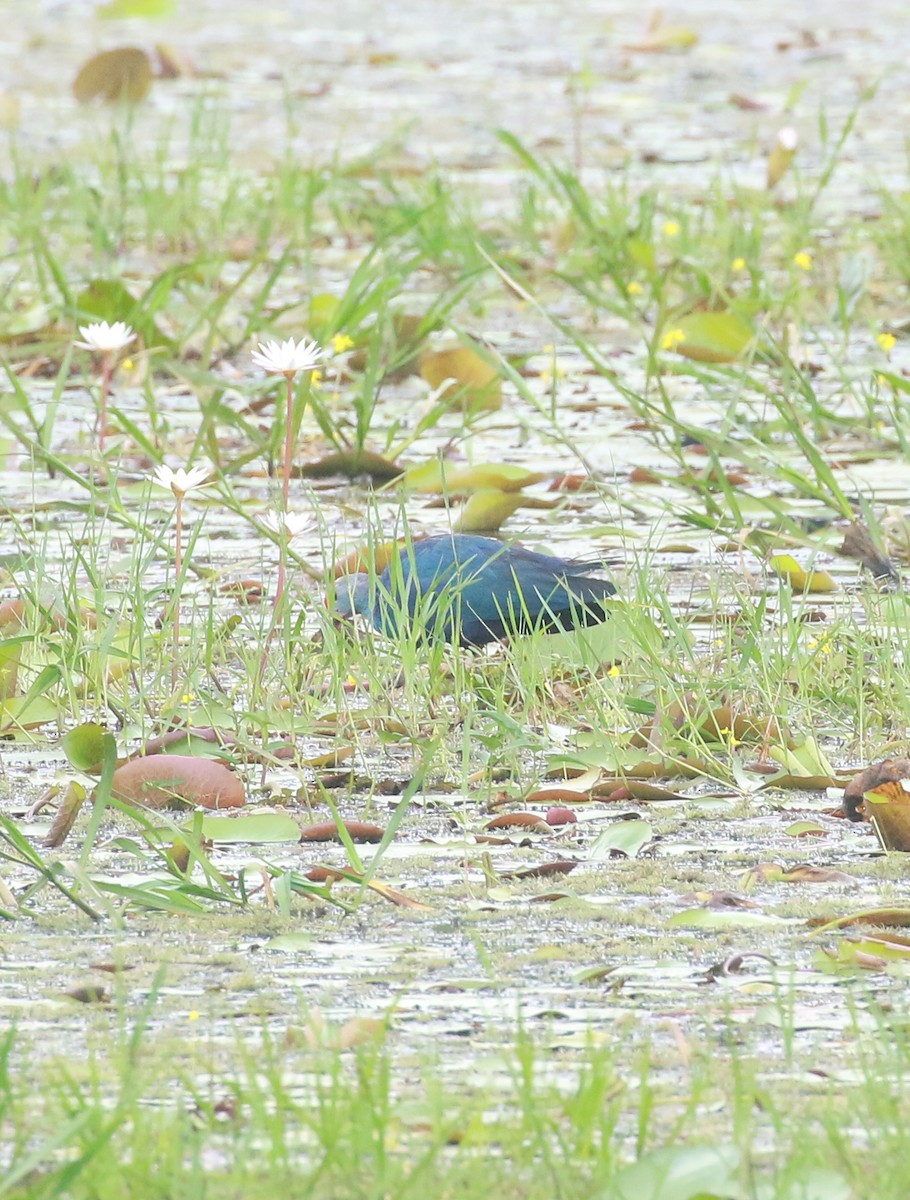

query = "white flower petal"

[
  {"left": 74, "top": 320, "right": 136, "bottom": 353},
  {"left": 261, "top": 509, "right": 311, "bottom": 539},
  {"left": 151, "top": 463, "right": 212, "bottom": 499},
  {"left": 251, "top": 336, "right": 323, "bottom": 376}
]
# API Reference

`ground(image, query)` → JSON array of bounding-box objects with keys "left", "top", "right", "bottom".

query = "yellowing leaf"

[
  {"left": 73, "top": 47, "right": 153, "bottom": 104},
  {"left": 770, "top": 553, "right": 837, "bottom": 593},
  {"left": 670, "top": 311, "right": 756, "bottom": 363},
  {"left": 420, "top": 341, "right": 502, "bottom": 410},
  {"left": 98, "top": 0, "right": 175, "bottom": 14},
  {"left": 454, "top": 489, "right": 557, "bottom": 533},
  {"left": 403, "top": 460, "right": 547, "bottom": 495}
]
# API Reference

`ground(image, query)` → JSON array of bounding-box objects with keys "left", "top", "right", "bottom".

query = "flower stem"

[
  {"left": 281, "top": 373, "right": 294, "bottom": 509},
  {"left": 98, "top": 352, "right": 112, "bottom": 451},
  {"left": 172, "top": 495, "right": 183, "bottom": 690}
]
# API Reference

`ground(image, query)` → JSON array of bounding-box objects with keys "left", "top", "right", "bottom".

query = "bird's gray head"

[{"left": 331, "top": 572, "right": 373, "bottom": 621}]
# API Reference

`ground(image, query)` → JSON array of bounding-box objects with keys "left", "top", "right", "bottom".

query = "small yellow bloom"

[
  {"left": 877, "top": 332, "right": 896, "bottom": 353},
  {"left": 542, "top": 343, "right": 554, "bottom": 354},
  {"left": 875, "top": 373, "right": 889, "bottom": 388},
  {"left": 627, "top": 281, "right": 644, "bottom": 296},
  {"left": 188, "top": 1010, "right": 200, "bottom": 1022},
  {"left": 719, "top": 726, "right": 740, "bottom": 748},
  {"left": 607, "top": 664, "right": 620, "bottom": 677},
  {"left": 310, "top": 369, "right": 323, "bottom": 387},
  {"left": 181, "top": 692, "right": 195, "bottom": 704},
  {"left": 540, "top": 366, "right": 567, "bottom": 386},
  {"left": 793, "top": 251, "right": 812, "bottom": 271},
  {"left": 331, "top": 332, "right": 354, "bottom": 354},
  {"left": 731, "top": 257, "right": 746, "bottom": 272},
  {"left": 122, "top": 358, "right": 134, "bottom": 371},
  {"left": 663, "top": 220, "right": 681, "bottom": 237},
  {"left": 661, "top": 328, "right": 687, "bottom": 351}
]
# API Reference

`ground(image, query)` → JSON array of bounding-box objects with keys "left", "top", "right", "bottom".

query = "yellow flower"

[
  {"left": 310, "top": 369, "right": 323, "bottom": 387},
  {"left": 661, "top": 328, "right": 687, "bottom": 351},
  {"left": 731, "top": 257, "right": 746, "bottom": 272},
  {"left": 627, "top": 281, "right": 644, "bottom": 296},
  {"left": 793, "top": 251, "right": 812, "bottom": 271},
  {"left": 719, "top": 726, "right": 740, "bottom": 749},
  {"left": 188, "top": 1010, "right": 200, "bottom": 1022},
  {"left": 331, "top": 332, "right": 354, "bottom": 354},
  {"left": 607, "top": 664, "right": 620, "bottom": 677},
  {"left": 877, "top": 332, "right": 896, "bottom": 353},
  {"left": 663, "top": 220, "right": 681, "bottom": 237}
]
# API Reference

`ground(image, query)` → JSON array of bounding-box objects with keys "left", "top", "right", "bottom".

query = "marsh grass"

[{"left": 0, "top": 79, "right": 909, "bottom": 1196}]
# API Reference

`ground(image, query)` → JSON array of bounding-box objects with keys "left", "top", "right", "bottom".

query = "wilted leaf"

[
  {"left": 769, "top": 553, "right": 836, "bottom": 593},
  {"left": 300, "top": 820, "right": 384, "bottom": 843},
  {"left": 670, "top": 311, "right": 756, "bottom": 363},
  {"left": 43, "top": 782, "right": 88, "bottom": 849},
  {"left": 65, "top": 985, "right": 108, "bottom": 1005},
  {"left": 840, "top": 519, "right": 899, "bottom": 582},
  {"left": 811, "top": 908, "right": 910, "bottom": 933},
  {"left": 743, "top": 862, "right": 854, "bottom": 885},
  {"left": 403, "top": 460, "right": 547, "bottom": 495},
  {"left": 73, "top": 47, "right": 153, "bottom": 104},
  {"left": 843, "top": 757, "right": 910, "bottom": 821},
  {"left": 420, "top": 341, "right": 502, "bottom": 410},
  {"left": 863, "top": 780, "right": 910, "bottom": 851},
  {"left": 484, "top": 812, "right": 551, "bottom": 833},
  {"left": 767, "top": 126, "right": 798, "bottom": 189},
  {"left": 110, "top": 755, "right": 245, "bottom": 809},
  {"left": 297, "top": 450, "right": 402, "bottom": 483},
  {"left": 499, "top": 860, "right": 578, "bottom": 880}
]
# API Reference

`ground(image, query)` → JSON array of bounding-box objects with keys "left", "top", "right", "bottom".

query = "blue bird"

[{"left": 332, "top": 534, "right": 616, "bottom": 648}]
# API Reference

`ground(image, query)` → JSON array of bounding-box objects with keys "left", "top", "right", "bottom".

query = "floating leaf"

[
  {"left": 100, "top": 0, "right": 175, "bottom": 13},
  {"left": 769, "top": 553, "right": 836, "bottom": 593},
  {"left": 419, "top": 341, "right": 502, "bottom": 410},
  {"left": 300, "top": 820, "right": 384, "bottom": 843},
  {"left": 62, "top": 722, "right": 116, "bottom": 774},
  {"left": 588, "top": 819, "right": 652, "bottom": 860},
  {"left": 743, "top": 862, "right": 854, "bottom": 885},
  {"left": 73, "top": 47, "right": 153, "bottom": 104},
  {"left": 667, "top": 907, "right": 789, "bottom": 929},
  {"left": 454, "top": 489, "right": 557, "bottom": 533},
  {"left": 484, "top": 812, "right": 550, "bottom": 833},
  {"left": 784, "top": 820, "right": 827, "bottom": 838},
  {"left": 110, "top": 755, "right": 245, "bottom": 809},
  {"left": 198, "top": 813, "right": 301, "bottom": 844},
  {"left": 403, "top": 460, "right": 547, "bottom": 495},
  {"left": 600, "top": 1144, "right": 740, "bottom": 1200},
  {"left": 297, "top": 450, "right": 402, "bottom": 483},
  {"left": 99, "top": 0, "right": 175, "bottom": 12},
  {"left": 670, "top": 311, "right": 756, "bottom": 363}
]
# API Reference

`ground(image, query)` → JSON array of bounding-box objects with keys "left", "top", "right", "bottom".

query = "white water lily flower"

[
  {"left": 261, "top": 509, "right": 311, "bottom": 540},
  {"left": 74, "top": 320, "right": 136, "bottom": 354},
  {"left": 251, "top": 337, "right": 322, "bottom": 377},
  {"left": 152, "top": 463, "right": 212, "bottom": 499}
]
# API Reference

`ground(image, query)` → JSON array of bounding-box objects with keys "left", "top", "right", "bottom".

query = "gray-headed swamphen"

[{"left": 332, "top": 534, "right": 616, "bottom": 648}]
